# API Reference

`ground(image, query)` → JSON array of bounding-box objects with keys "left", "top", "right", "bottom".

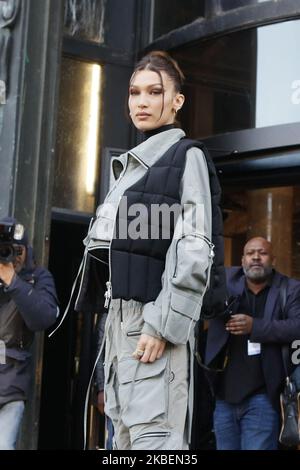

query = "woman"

[{"left": 78, "top": 51, "right": 213, "bottom": 450}]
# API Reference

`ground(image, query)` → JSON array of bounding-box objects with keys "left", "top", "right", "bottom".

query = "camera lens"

[{"left": 0, "top": 244, "right": 14, "bottom": 262}]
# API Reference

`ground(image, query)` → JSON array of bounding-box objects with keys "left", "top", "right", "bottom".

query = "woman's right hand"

[{"left": 133, "top": 333, "right": 166, "bottom": 363}]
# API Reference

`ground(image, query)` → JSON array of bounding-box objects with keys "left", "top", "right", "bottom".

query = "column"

[{"left": 247, "top": 187, "right": 293, "bottom": 276}]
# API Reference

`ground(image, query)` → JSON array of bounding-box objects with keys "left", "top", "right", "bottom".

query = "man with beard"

[
  {"left": 0, "top": 217, "right": 58, "bottom": 449},
  {"left": 205, "top": 237, "right": 300, "bottom": 450}
]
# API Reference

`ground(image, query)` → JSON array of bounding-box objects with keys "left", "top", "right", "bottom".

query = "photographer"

[
  {"left": 205, "top": 237, "right": 300, "bottom": 450},
  {"left": 0, "top": 216, "right": 58, "bottom": 450}
]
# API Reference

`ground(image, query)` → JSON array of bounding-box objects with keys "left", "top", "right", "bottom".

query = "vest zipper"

[
  {"left": 103, "top": 193, "right": 122, "bottom": 309},
  {"left": 120, "top": 299, "right": 123, "bottom": 329},
  {"left": 173, "top": 233, "right": 215, "bottom": 278},
  {"left": 103, "top": 151, "right": 135, "bottom": 310},
  {"left": 104, "top": 228, "right": 113, "bottom": 309},
  {"left": 103, "top": 152, "right": 147, "bottom": 308},
  {"left": 104, "top": 280, "right": 112, "bottom": 308},
  {"left": 103, "top": 154, "right": 129, "bottom": 310}
]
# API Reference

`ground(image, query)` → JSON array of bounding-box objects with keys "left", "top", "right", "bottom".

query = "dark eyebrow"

[{"left": 129, "top": 83, "right": 164, "bottom": 89}]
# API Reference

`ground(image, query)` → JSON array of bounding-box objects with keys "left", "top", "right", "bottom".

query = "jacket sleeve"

[
  {"left": 250, "top": 282, "right": 300, "bottom": 344},
  {"left": 5, "top": 267, "right": 59, "bottom": 331},
  {"left": 142, "top": 147, "right": 213, "bottom": 344}
]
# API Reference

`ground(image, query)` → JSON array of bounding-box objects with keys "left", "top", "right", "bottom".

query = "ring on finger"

[{"left": 134, "top": 349, "right": 145, "bottom": 358}]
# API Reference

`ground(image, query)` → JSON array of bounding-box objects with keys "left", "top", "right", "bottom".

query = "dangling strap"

[
  {"left": 83, "top": 318, "right": 108, "bottom": 450},
  {"left": 49, "top": 217, "right": 95, "bottom": 338},
  {"left": 48, "top": 253, "right": 85, "bottom": 338}
]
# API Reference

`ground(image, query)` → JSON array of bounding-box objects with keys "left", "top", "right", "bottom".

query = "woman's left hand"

[{"left": 133, "top": 333, "right": 166, "bottom": 363}]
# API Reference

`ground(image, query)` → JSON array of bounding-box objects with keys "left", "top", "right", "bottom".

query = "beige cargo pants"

[{"left": 104, "top": 299, "right": 190, "bottom": 450}]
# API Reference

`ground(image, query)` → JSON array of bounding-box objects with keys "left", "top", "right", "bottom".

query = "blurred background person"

[{"left": 0, "top": 216, "right": 58, "bottom": 450}]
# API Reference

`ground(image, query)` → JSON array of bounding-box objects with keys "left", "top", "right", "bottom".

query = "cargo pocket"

[
  {"left": 104, "top": 362, "right": 119, "bottom": 422},
  {"left": 162, "top": 292, "right": 199, "bottom": 344},
  {"left": 118, "top": 356, "right": 168, "bottom": 429}
]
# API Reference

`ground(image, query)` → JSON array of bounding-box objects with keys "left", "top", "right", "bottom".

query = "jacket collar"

[{"left": 128, "top": 128, "right": 186, "bottom": 168}]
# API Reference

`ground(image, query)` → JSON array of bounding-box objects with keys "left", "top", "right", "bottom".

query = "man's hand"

[
  {"left": 0, "top": 262, "right": 15, "bottom": 286},
  {"left": 133, "top": 333, "right": 166, "bottom": 363},
  {"left": 225, "top": 314, "right": 253, "bottom": 335}
]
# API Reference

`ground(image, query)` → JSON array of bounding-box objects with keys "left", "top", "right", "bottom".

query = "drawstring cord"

[
  {"left": 83, "top": 330, "right": 105, "bottom": 450},
  {"left": 83, "top": 310, "right": 114, "bottom": 450},
  {"left": 49, "top": 218, "right": 94, "bottom": 338},
  {"left": 48, "top": 253, "right": 85, "bottom": 338}
]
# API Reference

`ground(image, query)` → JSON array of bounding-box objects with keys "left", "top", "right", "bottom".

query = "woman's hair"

[{"left": 131, "top": 50, "right": 185, "bottom": 92}]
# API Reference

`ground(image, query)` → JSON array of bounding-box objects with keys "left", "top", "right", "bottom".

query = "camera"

[
  {"left": 0, "top": 221, "right": 25, "bottom": 263},
  {"left": 221, "top": 295, "right": 241, "bottom": 323}
]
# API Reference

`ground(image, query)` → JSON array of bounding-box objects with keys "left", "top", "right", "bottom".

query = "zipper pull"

[
  {"left": 209, "top": 243, "right": 215, "bottom": 259},
  {"left": 104, "top": 281, "right": 112, "bottom": 308},
  {"left": 120, "top": 299, "right": 124, "bottom": 330}
]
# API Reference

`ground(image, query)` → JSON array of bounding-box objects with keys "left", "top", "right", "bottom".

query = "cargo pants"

[{"left": 104, "top": 299, "right": 189, "bottom": 450}]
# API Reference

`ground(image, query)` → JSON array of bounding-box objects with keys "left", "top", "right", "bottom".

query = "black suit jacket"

[{"left": 205, "top": 267, "right": 300, "bottom": 410}]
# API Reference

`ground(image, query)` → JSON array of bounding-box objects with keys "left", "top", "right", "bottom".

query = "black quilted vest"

[{"left": 110, "top": 138, "right": 226, "bottom": 312}]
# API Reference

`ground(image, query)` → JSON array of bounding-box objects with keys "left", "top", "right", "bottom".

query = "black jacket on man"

[{"left": 205, "top": 267, "right": 300, "bottom": 411}]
